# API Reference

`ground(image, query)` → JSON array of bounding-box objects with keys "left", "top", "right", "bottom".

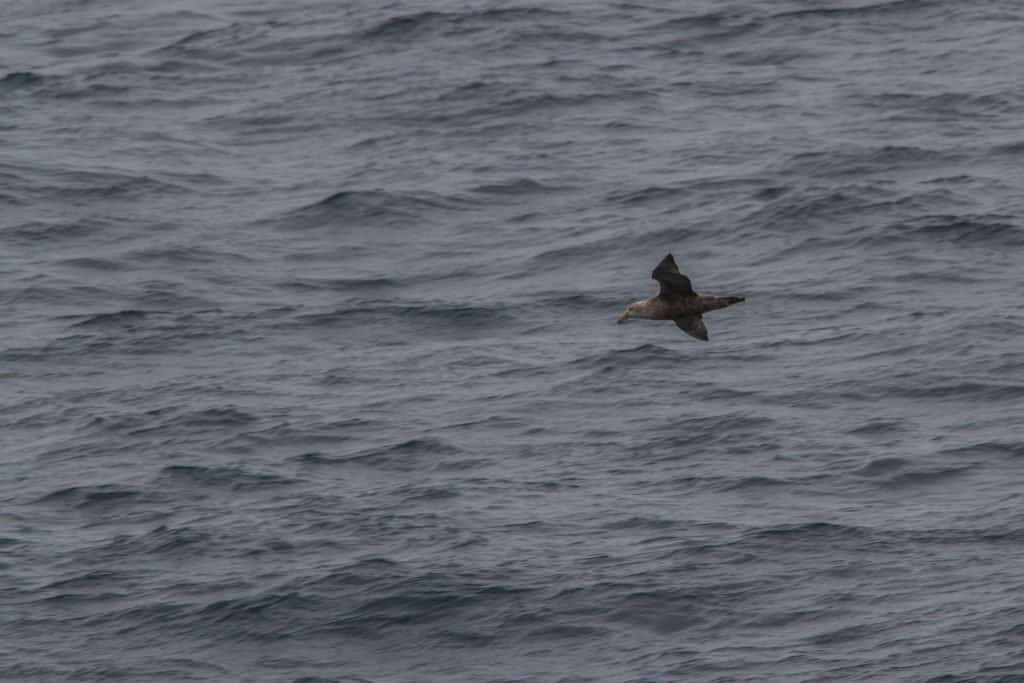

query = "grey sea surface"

[{"left": 3, "top": 1, "right": 1024, "bottom": 681}]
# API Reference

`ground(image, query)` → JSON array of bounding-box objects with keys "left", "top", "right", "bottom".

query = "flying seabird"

[{"left": 618, "top": 254, "right": 744, "bottom": 341}]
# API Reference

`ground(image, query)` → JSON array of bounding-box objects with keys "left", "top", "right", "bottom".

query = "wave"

[
  {"left": 436, "top": 89, "right": 651, "bottom": 125},
  {"left": 746, "top": 185, "right": 995, "bottom": 248},
  {"left": 890, "top": 214, "right": 1023, "bottom": 247},
  {"left": 648, "top": 10, "right": 762, "bottom": 42},
  {"left": 747, "top": 521, "right": 870, "bottom": 542},
  {"left": 939, "top": 441, "right": 1024, "bottom": 459},
  {"left": 281, "top": 189, "right": 468, "bottom": 230},
  {"left": 190, "top": 591, "right": 318, "bottom": 640},
  {"left": 57, "top": 256, "right": 128, "bottom": 271},
  {"left": 2, "top": 218, "right": 110, "bottom": 244},
  {"left": 361, "top": 11, "right": 456, "bottom": 40},
  {"left": 126, "top": 243, "right": 254, "bottom": 266},
  {"left": 277, "top": 277, "right": 400, "bottom": 293},
  {"left": 33, "top": 484, "right": 142, "bottom": 509},
  {"left": 601, "top": 515, "right": 677, "bottom": 531},
  {"left": 434, "top": 79, "right": 505, "bottom": 103},
  {"left": 877, "top": 465, "right": 975, "bottom": 490},
  {"left": 157, "top": 464, "right": 297, "bottom": 491},
  {"left": 87, "top": 406, "right": 260, "bottom": 438},
  {"left": 888, "top": 380, "right": 1024, "bottom": 402},
  {"left": 64, "top": 172, "right": 188, "bottom": 199},
  {"left": 847, "top": 420, "right": 907, "bottom": 436},
  {"left": 149, "top": 10, "right": 581, "bottom": 70},
  {"left": 718, "top": 476, "right": 794, "bottom": 492},
  {"left": 46, "top": 81, "right": 133, "bottom": 101},
  {"left": 781, "top": 145, "right": 957, "bottom": 179},
  {"left": 168, "top": 407, "right": 259, "bottom": 428},
  {"left": 316, "top": 575, "right": 523, "bottom": 633},
  {"left": 469, "top": 178, "right": 570, "bottom": 196},
  {"left": 805, "top": 622, "right": 881, "bottom": 647},
  {"left": 96, "top": 525, "right": 215, "bottom": 558},
  {"left": 625, "top": 416, "right": 780, "bottom": 463},
  {"left": 218, "top": 418, "right": 380, "bottom": 453},
  {"left": 299, "top": 437, "right": 462, "bottom": 471},
  {"left": 0, "top": 71, "right": 43, "bottom": 90},
  {"left": 0, "top": 163, "right": 188, "bottom": 213},
  {"left": 773, "top": 0, "right": 941, "bottom": 21},
  {"left": 533, "top": 292, "right": 619, "bottom": 311},
  {"left": 856, "top": 456, "right": 911, "bottom": 477},
  {"left": 859, "top": 452, "right": 998, "bottom": 487},
  {"left": 855, "top": 91, "right": 1015, "bottom": 120},
  {"left": 151, "top": 22, "right": 268, "bottom": 63},
  {"left": 605, "top": 184, "right": 691, "bottom": 205},
  {"left": 354, "top": 436, "right": 462, "bottom": 459},
  {"left": 390, "top": 483, "right": 460, "bottom": 502},
  {"left": 722, "top": 46, "right": 811, "bottom": 67},
  {"left": 162, "top": 568, "right": 530, "bottom": 645},
  {"left": 360, "top": 7, "right": 567, "bottom": 42},
  {"left": 571, "top": 343, "right": 684, "bottom": 369},
  {"left": 58, "top": 308, "right": 234, "bottom": 354},
  {"left": 990, "top": 140, "right": 1024, "bottom": 156},
  {"left": 525, "top": 234, "right": 635, "bottom": 267},
  {"left": 72, "top": 310, "right": 149, "bottom": 327},
  {"left": 40, "top": 570, "right": 131, "bottom": 592},
  {"left": 306, "top": 558, "right": 401, "bottom": 590},
  {"left": 292, "top": 302, "right": 516, "bottom": 331},
  {"left": 743, "top": 185, "right": 883, "bottom": 233}
]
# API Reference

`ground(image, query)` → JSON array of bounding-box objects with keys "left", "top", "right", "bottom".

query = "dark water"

[{"left": 4, "top": 1, "right": 1024, "bottom": 681}]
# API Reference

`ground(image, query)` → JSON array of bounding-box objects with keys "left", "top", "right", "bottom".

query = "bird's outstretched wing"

[
  {"left": 674, "top": 315, "right": 708, "bottom": 341},
  {"left": 652, "top": 253, "right": 695, "bottom": 299}
]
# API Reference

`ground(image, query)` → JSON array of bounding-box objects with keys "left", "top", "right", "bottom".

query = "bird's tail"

[{"left": 699, "top": 295, "right": 744, "bottom": 312}]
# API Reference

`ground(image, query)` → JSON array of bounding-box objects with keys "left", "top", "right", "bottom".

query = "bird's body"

[{"left": 618, "top": 254, "right": 743, "bottom": 341}]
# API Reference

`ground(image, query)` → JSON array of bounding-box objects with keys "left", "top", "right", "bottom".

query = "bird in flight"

[{"left": 618, "top": 254, "right": 744, "bottom": 341}]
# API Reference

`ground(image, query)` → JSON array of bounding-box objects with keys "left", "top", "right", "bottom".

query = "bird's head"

[{"left": 617, "top": 301, "right": 646, "bottom": 324}]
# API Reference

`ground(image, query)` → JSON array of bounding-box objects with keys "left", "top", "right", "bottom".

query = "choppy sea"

[{"left": 4, "top": 1, "right": 1024, "bottom": 681}]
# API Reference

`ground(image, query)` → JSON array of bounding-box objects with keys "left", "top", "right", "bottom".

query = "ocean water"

[{"left": 3, "top": 1, "right": 1024, "bottom": 681}]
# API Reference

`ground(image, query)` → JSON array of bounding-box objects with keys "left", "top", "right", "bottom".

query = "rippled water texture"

[{"left": 3, "top": 1, "right": 1024, "bottom": 681}]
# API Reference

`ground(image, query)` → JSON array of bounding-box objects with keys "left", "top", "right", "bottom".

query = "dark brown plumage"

[{"left": 618, "top": 253, "right": 744, "bottom": 341}]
